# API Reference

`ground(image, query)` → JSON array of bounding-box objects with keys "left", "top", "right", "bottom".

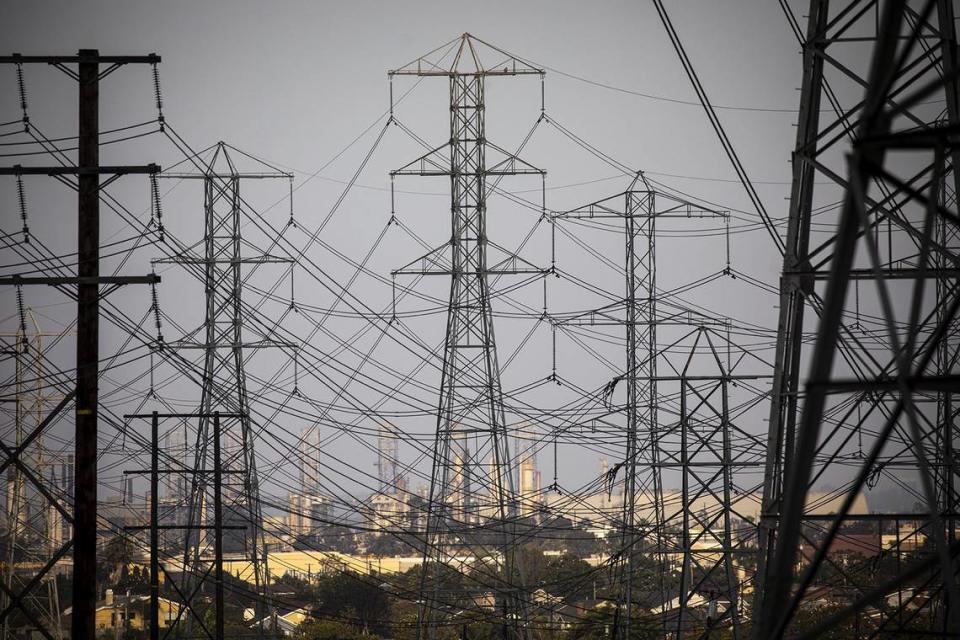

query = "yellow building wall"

[
  {"left": 222, "top": 551, "right": 424, "bottom": 584},
  {"left": 94, "top": 599, "right": 181, "bottom": 631},
  {"left": 95, "top": 605, "right": 144, "bottom": 632}
]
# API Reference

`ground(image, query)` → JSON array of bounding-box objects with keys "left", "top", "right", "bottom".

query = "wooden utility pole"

[
  {"left": 74, "top": 48, "right": 101, "bottom": 640},
  {"left": 0, "top": 49, "right": 161, "bottom": 640}
]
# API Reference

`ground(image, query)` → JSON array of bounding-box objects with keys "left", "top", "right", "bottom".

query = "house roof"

[{"left": 63, "top": 595, "right": 181, "bottom": 617}]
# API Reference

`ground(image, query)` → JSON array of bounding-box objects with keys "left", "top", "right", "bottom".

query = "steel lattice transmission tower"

[
  {"left": 660, "top": 328, "right": 767, "bottom": 639},
  {"left": 754, "top": 0, "right": 960, "bottom": 636},
  {"left": 1, "top": 310, "right": 65, "bottom": 639},
  {"left": 389, "top": 34, "right": 546, "bottom": 640},
  {"left": 555, "top": 186, "right": 738, "bottom": 639},
  {"left": 158, "top": 143, "right": 293, "bottom": 637},
  {"left": 553, "top": 187, "right": 670, "bottom": 640}
]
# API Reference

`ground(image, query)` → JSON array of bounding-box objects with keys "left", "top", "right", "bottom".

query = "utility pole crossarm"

[
  {"left": 159, "top": 172, "right": 292, "bottom": 179},
  {"left": 0, "top": 54, "right": 160, "bottom": 64},
  {"left": 0, "top": 275, "right": 160, "bottom": 286},
  {"left": 0, "top": 165, "right": 160, "bottom": 175}
]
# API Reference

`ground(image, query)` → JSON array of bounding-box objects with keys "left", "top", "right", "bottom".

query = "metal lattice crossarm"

[
  {"left": 754, "top": 1, "right": 960, "bottom": 636},
  {"left": 389, "top": 33, "right": 543, "bottom": 77}
]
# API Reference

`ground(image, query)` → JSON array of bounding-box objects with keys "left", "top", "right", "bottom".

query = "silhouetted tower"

[
  {"left": 665, "top": 328, "right": 762, "bottom": 639},
  {"left": 377, "top": 425, "right": 401, "bottom": 494},
  {"left": 1, "top": 310, "right": 63, "bottom": 638},
  {"left": 298, "top": 426, "right": 322, "bottom": 496},
  {"left": 163, "top": 426, "right": 187, "bottom": 504},
  {"left": 517, "top": 453, "right": 540, "bottom": 518},
  {"left": 555, "top": 185, "right": 728, "bottom": 638},
  {"left": 754, "top": 0, "right": 960, "bottom": 636},
  {"left": 389, "top": 34, "right": 546, "bottom": 640},
  {"left": 159, "top": 142, "right": 293, "bottom": 636}
]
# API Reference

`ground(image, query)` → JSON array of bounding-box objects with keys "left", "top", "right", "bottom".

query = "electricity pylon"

[
  {"left": 554, "top": 184, "right": 736, "bottom": 638},
  {"left": 1, "top": 309, "right": 65, "bottom": 639},
  {"left": 389, "top": 33, "right": 546, "bottom": 640},
  {"left": 754, "top": 0, "right": 960, "bottom": 636},
  {"left": 158, "top": 142, "right": 293, "bottom": 637}
]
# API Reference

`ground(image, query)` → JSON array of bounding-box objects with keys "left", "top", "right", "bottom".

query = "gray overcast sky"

[
  {"left": 2, "top": 1, "right": 801, "bottom": 189},
  {"left": 1, "top": 2, "right": 815, "bottom": 506}
]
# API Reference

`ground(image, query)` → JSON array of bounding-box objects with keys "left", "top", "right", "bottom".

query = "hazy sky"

[
  {"left": 0, "top": 2, "right": 814, "bottom": 511},
  {"left": 2, "top": 0, "right": 801, "bottom": 190}
]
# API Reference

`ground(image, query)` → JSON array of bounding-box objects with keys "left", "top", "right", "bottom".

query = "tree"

[
  {"left": 318, "top": 524, "right": 358, "bottom": 554},
  {"left": 115, "top": 564, "right": 149, "bottom": 595},
  {"left": 292, "top": 618, "right": 369, "bottom": 640},
  {"left": 367, "top": 533, "right": 408, "bottom": 557},
  {"left": 565, "top": 605, "right": 659, "bottom": 640},
  {"left": 538, "top": 516, "right": 603, "bottom": 558},
  {"left": 543, "top": 554, "right": 596, "bottom": 602},
  {"left": 99, "top": 534, "right": 136, "bottom": 586},
  {"left": 277, "top": 572, "right": 314, "bottom": 601},
  {"left": 313, "top": 571, "right": 392, "bottom": 636}
]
